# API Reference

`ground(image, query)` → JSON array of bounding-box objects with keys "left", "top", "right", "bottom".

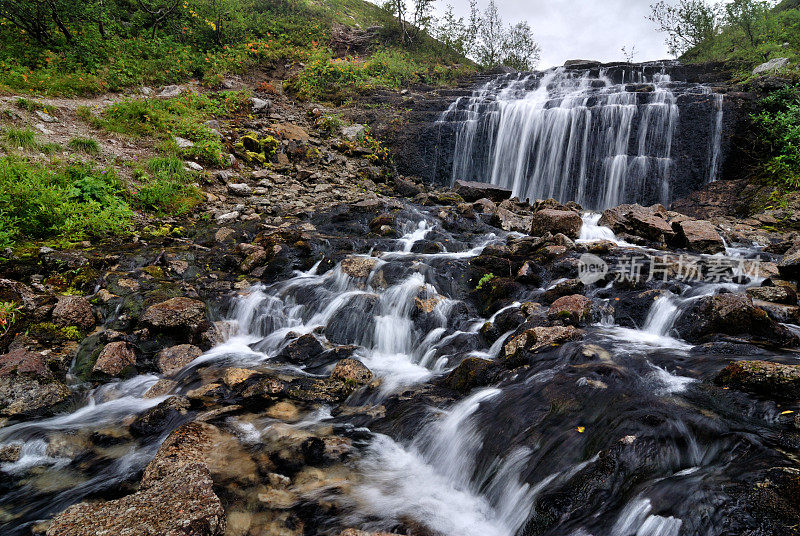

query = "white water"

[{"left": 439, "top": 66, "right": 725, "bottom": 210}]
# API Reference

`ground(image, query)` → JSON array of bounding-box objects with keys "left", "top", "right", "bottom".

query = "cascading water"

[{"left": 437, "top": 64, "right": 726, "bottom": 209}]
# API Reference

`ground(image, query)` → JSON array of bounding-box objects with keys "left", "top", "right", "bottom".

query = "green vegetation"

[
  {"left": 475, "top": 273, "right": 496, "bottom": 290},
  {"left": 67, "top": 137, "right": 100, "bottom": 155},
  {"left": 753, "top": 84, "right": 800, "bottom": 187},
  {"left": 132, "top": 157, "right": 203, "bottom": 216},
  {"left": 0, "top": 301, "right": 22, "bottom": 336},
  {"left": 2, "top": 127, "right": 37, "bottom": 149}
]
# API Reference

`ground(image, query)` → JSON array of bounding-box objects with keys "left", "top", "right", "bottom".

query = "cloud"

[{"left": 439, "top": 0, "right": 673, "bottom": 68}]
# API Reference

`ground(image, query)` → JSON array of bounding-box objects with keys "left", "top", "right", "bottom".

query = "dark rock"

[
  {"left": 715, "top": 360, "right": 800, "bottom": 400},
  {"left": 548, "top": 295, "right": 593, "bottom": 325},
  {"left": 0, "top": 348, "right": 71, "bottom": 418},
  {"left": 52, "top": 296, "right": 95, "bottom": 331},
  {"left": 529, "top": 209, "right": 583, "bottom": 239},
  {"left": 453, "top": 180, "right": 513, "bottom": 203},
  {"left": 599, "top": 204, "right": 675, "bottom": 243},
  {"left": 279, "top": 333, "right": 325, "bottom": 364},
  {"left": 130, "top": 396, "right": 191, "bottom": 437},
  {"left": 441, "top": 357, "right": 496, "bottom": 393},
  {"left": 748, "top": 285, "right": 797, "bottom": 305},
  {"left": 541, "top": 279, "right": 585, "bottom": 304},
  {"left": 503, "top": 326, "right": 584, "bottom": 365},
  {"left": 675, "top": 293, "right": 799, "bottom": 347},
  {"left": 779, "top": 251, "right": 800, "bottom": 281}
]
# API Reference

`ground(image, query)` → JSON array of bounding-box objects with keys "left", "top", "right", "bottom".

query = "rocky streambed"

[{"left": 1, "top": 177, "right": 800, "bottom": 536}]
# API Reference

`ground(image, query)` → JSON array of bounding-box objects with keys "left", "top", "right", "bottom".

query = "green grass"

[
  {"left": 752, "top": 84, "right": 800, "bottom": 188},
  {"left": 0, "top": 157, "right": 134, "bottom": 248},
  {"left": 2, "top": 127, "right": 37, "bottom": 150},
  {"left": 132, "top": 157, "right": 203, "bottom": 216},
  {"left": 68, "top": 137, "right": 100, "bottom": 155}
]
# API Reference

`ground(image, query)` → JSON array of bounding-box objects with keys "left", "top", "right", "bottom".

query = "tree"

[
  {"left": 724, "top": 0, "right": 773, "bottom": 50},
  {"left": 475, "top": 0, "right": 504, "bottom": 67},
  {"left": 501, "top": 21, "right": 540, "bottom": 71},
  {"left": 648, "top": 0, "right": 720, "bottom": 56},
  {"left": 384, "top": 0, "right": 436, "bottom": 45},
  {"left": 434, "top": 0, "right": 480, "bottom": 57},
  {"left": 135, "top": 0, "right": 182, "bottom": 38}
]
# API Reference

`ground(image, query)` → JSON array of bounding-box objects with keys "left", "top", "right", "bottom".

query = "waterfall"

[{"left": 438, "top": 64, "right": 726, "bottom": 210}]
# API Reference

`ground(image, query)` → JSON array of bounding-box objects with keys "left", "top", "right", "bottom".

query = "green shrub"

[
  {"left": 753, "top": 85, "right": 800, "bottom": 188},
  {"left": 68, "top": 137, "right": 101, "bottom": 155},
  {"left": 133, "top": 157, "right": 202, "bottom": 215},
  {"left": 3, "top": 127, "right": 37, "bottom": 150}
]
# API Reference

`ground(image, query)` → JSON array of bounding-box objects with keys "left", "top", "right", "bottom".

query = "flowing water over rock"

[{"left": 437, "top": 64, "right": 728, "bottom": 209}]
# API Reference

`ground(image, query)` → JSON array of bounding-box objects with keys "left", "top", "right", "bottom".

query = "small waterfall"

[
  {"left": 707, "top": 93, "right": 725, "bottom": 182},
  {"left": 438, "top": 64, "right": 725, "bottom": 210}
]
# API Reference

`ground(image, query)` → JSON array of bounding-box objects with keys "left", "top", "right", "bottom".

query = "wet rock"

[
  {"left": 675, "top": 293, "right": 799, "bottom": 347},
  {"left": 325, "top": 294, "right": 378, "bottom": 346},
  {"left": 144, "top": 379, "right": 178, "bottom": 399},
  {"left": 441, "top": 357, "right": 496, "bottom": 393},
  {"left": 453, "top": 180, "right": 513, "bottom": 203},
  {"left": 541, "top": 279, "right": 585, "bottom": 304},
  {"left": 0, "top": 349, "right": 71, "bottom": 417},
  {"left": 753, "top": 57, "right": 791, "bottom": 75},
  {"left": 599, "top": 204, "right": 675, "bottom": 242},
  {"left": 0, "top": 442, "right": 21, "bottom": 462},
  {"left": 503, "top": 326, "right": 584, "bottom": 364},
  {"left": 265, "top": 400, "right": 301, "bottom": 422},
  {"left": 748, "top": 285, "right": 797, "bottom": 305},
  {"left": 227, "top": 182, "right": 253, "bottom": 196},
  {"left": 393, "top": 176, "right": 423, "bottom": 197},
  {"left": 93, "top": 341, "right": 136, "bottom": 377},
  {"left": 548, "top": 294, "right": 593, "bottom": 325},
  {"left": 754, "top": 300, "right": 800, "bottom": 324},
  {"left": 157, "top": 344, "right": 203, "bottom": 376},
  {"left": 340, "top": 256, "right": 379, "bottom": 278},
  {"left": 715, "top": 360, "right": 800, "bottom": 400},
  {"left": 279, "top": 333, "right": 325, "bottom": 364},
  {"left": 612, "top": 289, "right": 664, "bottom": 329},
  {"left": 671, "top": 219, "right": 725, "bottom": 254},
  {"left": 46, "top": 463, "right": 226, "bottom": 536},
  {"left": 130, "top": 396, "right": 190, "bottom": 437},
  {"left": 529, "top": 209, "right": 583, "bottom": 239},
  {"left": 141, "top": 297, "right": 207, "bottom": 332},
  {"left": 330, "top": 358, "right": 373, "bottom": 385},
  {"left": 52, "top": 296, "right": 95, "bottom": 331},
  {"left": 778, "top": 250, "right": 800, "bottom": 280},
  {"left": 493, "top": 208, "right": 532, "bottom": 233},
  {"left": 222, "top": 367, "right": 259, "bottom": 388}
]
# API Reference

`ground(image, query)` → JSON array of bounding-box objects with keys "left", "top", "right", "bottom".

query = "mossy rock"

[
  {"left": 73, "top": 333, "right": 105, "bottom": 381},
  {"left": 29, "top": 322, "right": 83, "bottom": 343}
]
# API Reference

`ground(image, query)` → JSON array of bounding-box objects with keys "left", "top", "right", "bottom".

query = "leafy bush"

[
  {"left": 753, "top": 85, "right": 800, "bottom": 188},
  {"left": 133, "top": 157, "right": 203, "bottom": 215}
]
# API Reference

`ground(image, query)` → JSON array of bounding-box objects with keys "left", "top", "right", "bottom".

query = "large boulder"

[
  {"left": 599, "top": 204, "right": 675, "bottom": 243},
  {"left": 753, "top": 58, "right": 790, "bottom": 75},
  {"left": 548, "top": 295, "right": 593, "bottom": 325},
  {"left": 0, "top": 349, "right": 71, "bottom": 418},
  {"left": 141, "top": 297, "right": 207, "bottom": 332},
  {"left": 503, "top": 326, "right": 584, "bottom": 365},
  {"left": 453, "top": 180, "right": 513, "bottom": 203},
  {"left": 52, "top": 296, "right": 95, "bottom": 331},
  {"left": 671, "top": 219, "right": 725, "bottom": 254},
  {"left": 529, "top": 209, "right": 583, "bottom": 239},
  {"left": 279, "top": 333, "right": 325, "bottom": 364},
  {"left": 715, "top": 360, "right": 800, "bottom": 400},
  {"left": 674, "top": 293, "right": 799, "bottom": 347},
  {"left": 441, "top": 357, "right": 496, "bottom": 393},
  {"left": 747, "top": 285, "right": 798, "bottom": 305},
  {"left": 46, "top": 463, "right": 226, "bottom": 536},
  {"left": 340, "top": 256, "right": 380, "bottom": 279},
  {"left": 330, "top": 358, "right": 373, "bottom": 385},
  {"left": 779, "top": 251, "right": 800, "bottom": 280},
  {"left": 157, "top": 344, "right": 203, "bottom": 376}
]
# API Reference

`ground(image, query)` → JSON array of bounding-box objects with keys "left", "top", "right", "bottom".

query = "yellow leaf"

[
  {"left": 781, "top": 410, "right": 795, "bottom": 415},
  {"left": 577, "top": 427, "right": 586, "bottom": 433}
]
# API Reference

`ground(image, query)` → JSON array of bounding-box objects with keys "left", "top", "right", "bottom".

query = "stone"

[
  {"left": 93, "top": 341, "right": 136, "bottom": 376},
  {"left": 52, "top": 296, "right": 95, "bottom": 331},
  {"left": 341, "top": 124, "right": 366, "bottom": 141},
  {"left": 753, "top": 58, "right": 791, "bottom": 75},
  {"left": 548, "top": 294, "right": 593, "bottom": 325},
  {"left": 441, "top": 357, "right": 496, "bottom": 393},
  {"left": 227, "top": 182, "right": 253, "bottom": 196},
  {"left": 214, "top": 227, "right": 236, "bottom": 242},
  {"left": 599, "top": 204, "right": 675, "bottom": 242},
  {"left": 279, "top": 333, "right": 325, "bottom": 363},
  {"left": 0, "top": 375, "right": 71, "bottom": 418},
  {"left": 674, "top": 293, "right": 799, "bottom": 347},
  {"left": 529, "top": 209, "right": 583, "bottom": 239},
  {"left": 340, "top": 256, "right": 379, "bottom": 278},
  {"left": 186, "top": 161, "right": 204, "bottom": 171},
  {"left": 393, "top": 176, "right": 423, "bottom": 197},
  {"left": 672, "top": 219, "right": 725, "bottom": 254},
  {"left": 453, "top": 180, "right": 513, "bottom": 203},
  {"left": 541, "top": 279, "right": 585, "bottom": 304},
  {"left": 157, "top": 344, "right": 203, "bottom": 376},
  {"left": 251, "top": 97, "right": 272, "bottom": 112},
  {"left": 0, "top": 443, "right": 21, "bottom": 463},
  {"left": 272, "top": 123, "right": 309, "bottom": 141},
  {"left": 779, "top": 250, "right": 800, "bottom": 280},
  {"left": 216, "top": 211, "right": 240, "bottom": 223},
  {"left": 143, "top": 379, "right": 178, "bottom": 399},
  {"left": 330, "top": 358, "right": 373, "bottom": 385},
  {"left": 35, "top": 110, "right": 57, "bottom": 123},
  {"left": 141, "top": 297, "right": 206, "bottom": 332},
  {"left": 222, "top": 367, "right": 259, "bottom": 388},
  {"left": 715, "top": 360, "right": 800, "bottom": 400},
  {"left": 174, "top": 136, "right": 194, "bottom": 149},
  {"left": 504, "top": 326, "right": 584, "bottom": 363},
  {"left": 46, "top": 463, "right": 226, "bottom": 536},
  {"left": 494, "top": 208, "right": 532, "bottom": 233},
  {"left": 747, "top": 285, "right": 797, "bottom": 305},
  {"left": 130, "top": 396, "right": 191, "bottom": 437},
  {"left": 157, "top": 84, "right": 185, "bottom": 98}
]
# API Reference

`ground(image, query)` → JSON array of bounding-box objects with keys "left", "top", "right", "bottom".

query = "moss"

[
  {"left": 30, "top": 322, "right": 83, "bottom": 342},
  {"left": 141, "top": 265, "right": 166, "bottom": 279}
]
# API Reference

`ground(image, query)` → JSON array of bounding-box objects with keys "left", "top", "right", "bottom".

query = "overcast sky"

[{"left": 440, "top": 0, "right": 676, "bottom": 68}]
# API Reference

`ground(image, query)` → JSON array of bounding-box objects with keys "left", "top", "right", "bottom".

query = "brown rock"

[
  {"left": 141, "top": 297, "right": 206, "bottom": 332},
  {"left": 93, "top": 341, "right": 136, "bottom": 377},
  {"left": 340, "top": 256, "right": 379, "bottom": 278},
  {"left": 330, "top": 358, "right": 373, "bottom": 385},
  {"left": 52, "top": 296, "right": 95, "bottom": 331},
  {"left": 504, "top": 326, "right": 584, "bottom": 364},
  {"left": 599, "top": 204, "right": 675, "bottom": 242},
  {"left": 548, "top": 295, "right": 593, "bottom": 325},
  {"left": 494, "top": 208, "right": 533, "bottom": 233},
  {"left": 441, "top": 357, "right": 496, "bottom": 393},
  {"left": 747, "top": 285, "right": 798, "bottom": 305},
  {"left": 671, "top": 219, "right": 725, "bottom": 254},
  {"left": 529, "top": 209, "right": 583, "bottom": 239},
  {"left": 453, "top": 180, "right": 513, "bottom": 203},
  {"left": 157, "top": 344, "right": 203, "bottom": 376},
  {"left": 46, "top": 463, "right": 226, "bottom": 536},
  {"left": 715, "top": 360, "right": 800, "bottom": 400}
]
